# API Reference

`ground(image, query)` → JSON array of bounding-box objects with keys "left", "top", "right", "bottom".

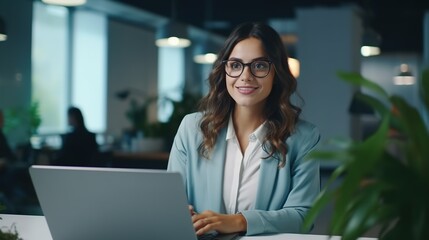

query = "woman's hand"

[
  {"left": 188, "top": 205, "right": 197, "bottom": 216},
  {"left": 191, "top": 210, "right": 247, "bottom": 235}
]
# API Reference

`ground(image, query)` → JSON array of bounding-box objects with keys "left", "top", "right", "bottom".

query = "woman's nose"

[{"left": 240, "top": 65, "right": 253, "bottom": 81}]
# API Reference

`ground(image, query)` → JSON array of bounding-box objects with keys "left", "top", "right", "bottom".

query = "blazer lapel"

[
  {"left": 255, "top": 155, "right": 279, "bottom": 210},
  {"left": 206, "top": 128, "right": 227, "bottom": 213}
]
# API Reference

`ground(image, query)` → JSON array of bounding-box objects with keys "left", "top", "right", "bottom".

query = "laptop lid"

[{"left": 29, "top": 165, "right": 198, "bottom": 240}]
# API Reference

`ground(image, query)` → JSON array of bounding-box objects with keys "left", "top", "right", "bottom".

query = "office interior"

[{"left": 1, "top": 0, "right": 428, "bottom": 237}]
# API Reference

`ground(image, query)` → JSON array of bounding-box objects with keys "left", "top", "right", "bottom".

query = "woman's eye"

[
  {"left": 231, "top": 62, "right": 242, "bottom": 69},
  {"left": 254, "top": 62, "right": 268, "bottom": 70}
]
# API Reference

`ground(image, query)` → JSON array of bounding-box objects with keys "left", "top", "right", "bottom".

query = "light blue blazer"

[{"left": 167, "top": 112, "right": 321, "bottom": 236}]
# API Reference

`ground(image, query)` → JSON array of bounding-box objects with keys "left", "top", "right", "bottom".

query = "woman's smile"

[{"left": 236, "top": 86, "right": 259, "bottom": 95}]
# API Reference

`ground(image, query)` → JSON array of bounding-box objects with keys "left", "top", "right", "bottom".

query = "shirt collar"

[
  {"left": 225, "top": 114, "right": 267, "bottom": 143},
  {"left": 226, "top": 115, "right": 236, "bottom": 141}
]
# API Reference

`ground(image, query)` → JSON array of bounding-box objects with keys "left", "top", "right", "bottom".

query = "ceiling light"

[
  {"left": 193, "top": 41, "right": 218, "bottom": 64},
  {"left": 361, "top": 28, "right": 382, "bottom": 57},
  {"left": 42, "top": 0, "right": 86, "bottom": 6},
  {"left": 155, "top": 0, "right": 191, "bottom": 48},
  {"left": 0, "top": 17, "right": 7, "bottom": 41},
  {"left": 194, "top": 53, "right": 217, "bottom": 64},
  {"left": 393, "top": 64, "right": 415, "bottom": 85},
  {"left": 155, "top": 22, "right": 191, "bottom": 48},
  {"left": 361, "top": 46, "right": 380, "bottom": 57}
]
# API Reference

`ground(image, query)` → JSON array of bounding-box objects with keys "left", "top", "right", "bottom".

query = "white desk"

[
  {"left": 0, "top": 214, "right": 53, "bottom": 240},
  {"left": 0, "top": 214, "right": 377, "bottom": 240}
]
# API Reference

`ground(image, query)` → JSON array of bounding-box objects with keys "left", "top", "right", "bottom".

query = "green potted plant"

[
  {"left": 122, "top": 91, "right": 201, "bottom": 151},
  {"left": 0, "top": 212, "right": 22, "bottom": 240},
  {"left": 161, "top": 91, "right": 201, "bottom": 149},
  {"left": 124, "top": 96, "right": 161, "bottom": 137},
  {"left": 3, "top": 101, "right": 42, "bottom": 159},
  {"left": 122, "top": 95, "right": 166, "bottom": 151},
  {"left": 4, "top": 101, "right": 42, "bottom": 137},
  {"left": 303, "top": 69, "right": 429, "bottom": 240},
  {"left": 0, "top": 223, "right": 22, "bottom": 240}
]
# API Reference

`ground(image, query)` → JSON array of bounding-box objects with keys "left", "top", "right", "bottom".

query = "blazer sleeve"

[
  {"left": 241, "top": 122, "right": 321, "bottom": 235},
  {"left": 166, "top": 116, "right": 189, "bottom": 187},
  {"left": 167, "top": 113, "right": 202, "bottom": 189}
]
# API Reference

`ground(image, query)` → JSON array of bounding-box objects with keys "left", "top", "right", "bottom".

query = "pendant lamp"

[
  {"left": 155, "top": 0, "right": 191, "bottom": 48},
  {"left": 193, "top": 40, "right": 218, "bottom": 64},
  {"left": 393, "top": 64, "right": 415, "bottom": 85},
  {"left": 155, "top": 21, "right": 191, "bottom": 48},
  {"left": 361, "top": 28, "right": 381, "bottom": 57}
]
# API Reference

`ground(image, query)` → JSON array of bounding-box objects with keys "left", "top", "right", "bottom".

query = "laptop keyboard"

[
  {"left": 198, "top": 232, "right": 239, "bottom": 240},
  {"left": 198, "top": 233, "right": 218, "bottom": 240},
  {"left": 198, "top": 234, "right": 215, "bottom": 240}
]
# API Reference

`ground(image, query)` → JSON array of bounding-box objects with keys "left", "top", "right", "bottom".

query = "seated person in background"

[
  {"left": 0, "top": 109, "right": 15, "bottom": 163},
  {"left": 0, "top": 109, "right": 20, "bottom": 208},
  {"left": 55, "top": 107, "right": 98, "bottom": 166}
]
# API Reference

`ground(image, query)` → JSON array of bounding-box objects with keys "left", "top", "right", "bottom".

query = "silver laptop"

[{"left": 29, "top": 165, "right": 239, "bottom": 240}]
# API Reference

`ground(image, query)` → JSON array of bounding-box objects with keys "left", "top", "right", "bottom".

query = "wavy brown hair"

[{"left": 198, "top": 22, "right": 301, "bottom": 167}]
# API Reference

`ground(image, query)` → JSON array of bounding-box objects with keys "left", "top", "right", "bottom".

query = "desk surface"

[{"left": 0, "top": 214, "right": 377, "bottom": 240}]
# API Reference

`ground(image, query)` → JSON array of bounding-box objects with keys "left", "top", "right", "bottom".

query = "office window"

[
  {"left": 72, "top": 10, "right": 107, "bottom": 133},
  {"left": 158, "top": 47, "right": 185, "bottom": 122},
  {"left": 32, "top": 3, "right": 107, "bottom": 134},
  {"left": 32, "top": 2, "right": 69, "bottom": 133}
]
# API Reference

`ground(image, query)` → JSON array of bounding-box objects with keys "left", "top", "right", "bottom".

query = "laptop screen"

[{"left": 29, "top": 165, "right": 199, "bottom": 240}]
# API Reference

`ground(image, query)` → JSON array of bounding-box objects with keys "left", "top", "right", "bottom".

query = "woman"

[
  {"left": 167, "top": 22, "right": 320, "bottom": 236},
  {"left": 0, "top": 109, "right": 15, "bottom": 161},
  {"left": 55, "top": 107, "right": 99, "bottom": 166}
]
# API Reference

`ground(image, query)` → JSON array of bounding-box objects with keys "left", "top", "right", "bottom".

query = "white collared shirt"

[{"left": 223, "top": 116, "right": 268, "bottom": 214}]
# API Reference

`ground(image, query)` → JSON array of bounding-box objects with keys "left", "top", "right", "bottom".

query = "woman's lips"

[{"left": 236, "top": 86, "right": 258, "bottom": 94}]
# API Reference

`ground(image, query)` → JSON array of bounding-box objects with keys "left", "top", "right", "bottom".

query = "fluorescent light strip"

[
  {"left": 194, "top": 53, "right": 217, "bottom": 64},
  {"left": 155, "top": 37, "right": 191, "bottom": 48},
  {"left": 42, "top": 0, "right": 86, "bottom": 7},
  {"left": 0, "top": 33, "right": 7, "bottom": 41},
  {"left": 361, "top": 46, "right": 380, "bottom": 57}
]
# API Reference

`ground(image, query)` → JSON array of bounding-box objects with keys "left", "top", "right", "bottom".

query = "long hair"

[
  {"left": 68, "top": 106, "right": 87, "bottom": 131},
  {"left": 198, "top": 22, "right": 301, "bottom": 167}
]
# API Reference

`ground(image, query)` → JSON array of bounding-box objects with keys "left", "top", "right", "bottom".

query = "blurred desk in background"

[{"left": 111, "top": 151, "right": 169, "bottom": 169}]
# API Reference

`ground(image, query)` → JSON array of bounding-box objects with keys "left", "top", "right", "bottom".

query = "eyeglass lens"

[{"left": 224, "top": 60, "right": 271, "bottom": 78}]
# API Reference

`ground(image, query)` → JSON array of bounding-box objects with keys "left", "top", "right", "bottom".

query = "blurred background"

[{"left": 0, "top": 0, "right": 428, "bottom": 235}]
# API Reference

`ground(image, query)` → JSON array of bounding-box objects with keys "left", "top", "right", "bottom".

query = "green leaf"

[
  {"left": 307, "top": 70, "right": 429, "bottom": 240},
  {"left": 353, "top": 92, "right": 390, "bottom": 119},
  {"left": 303, "top": 188, "right": 335, "bottom": 232},
  {"left": 337, "top": 71, "right": 389, "bottom": 99},
  {"left": 341, "top": 185, "right": 384, "bottom": 240},
  {"left": 326, "top": 116, "right": 390, "bottom": 237},
  {"left": 389, "top": 95, "right": 429, "bottom": 179}
]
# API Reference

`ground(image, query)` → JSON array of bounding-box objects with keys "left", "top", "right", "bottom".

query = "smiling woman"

[{"left": 167, "top": 22, "right": 321, "bottom": 236}]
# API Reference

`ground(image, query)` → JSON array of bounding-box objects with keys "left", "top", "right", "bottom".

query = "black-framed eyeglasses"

[{"left": 222, "top": 59, "right": 272, "bottom": 78}]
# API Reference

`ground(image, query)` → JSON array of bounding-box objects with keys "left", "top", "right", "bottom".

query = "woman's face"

[{"left": 225, "top": 37, "right": 274, "bottom": 112}]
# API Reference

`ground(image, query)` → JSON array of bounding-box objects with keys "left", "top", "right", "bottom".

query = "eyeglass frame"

[{"left": 222, "top": 59, "right": 273, "bottom": 78}]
